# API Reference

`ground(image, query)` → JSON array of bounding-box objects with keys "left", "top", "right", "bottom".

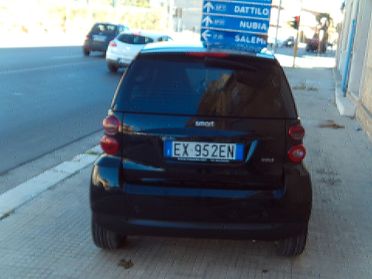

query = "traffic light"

[{"left": 289, "top": 16, "right": 300, "bottom": 30}]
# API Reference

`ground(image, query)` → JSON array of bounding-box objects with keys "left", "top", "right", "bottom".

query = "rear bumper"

[
  {"left": 106, "top": 56, "right": 131, "bottom": 67},
  {"left": 84, "top": 40, "right": 109, "bottom": 52},
  {"left": 90, "top": 156, "right": 312, "bottom": 240},
  {"left": 93, "top": 213, "right": 307, "bottom": 240}
]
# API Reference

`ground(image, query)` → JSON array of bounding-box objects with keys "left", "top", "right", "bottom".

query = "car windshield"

[
  {"left": 114, "top": 53, "right": 296, "bottom": 118},
  {"left": 117, "top": 34, "right": 155, "bottom": 44}
]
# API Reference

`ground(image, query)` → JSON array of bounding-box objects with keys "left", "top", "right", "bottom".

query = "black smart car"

[
  {"left": 83, "top": 22, "right": 129, "bottom": 56},
  {"left": 90, "top": 42, "right": 312, "bottom": 257}
]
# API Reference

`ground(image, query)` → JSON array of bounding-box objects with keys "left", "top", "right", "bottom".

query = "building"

[{"left": 336, "top": 0, "right": 372, "bottom": 138}]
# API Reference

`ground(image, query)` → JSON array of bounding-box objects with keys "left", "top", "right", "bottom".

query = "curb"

[
  {"left": 0, "top": 145, "right": 101, "bottom": 220},
  {"left": 333, "top": 69, "right": 356, "bottom": 117},
  {"left": 335, "top": 86, "right": 357, "bottom": 117}
]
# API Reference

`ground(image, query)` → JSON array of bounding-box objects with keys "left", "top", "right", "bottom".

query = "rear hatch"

[
  {"left": 112, "top": 52, "right": 297, "bottom": 190},
  {"left": 114, "top": 34, "right": 155, "bottom": 62},
  {"left": 90, "top": 23, "right": 118, "bottom": 47}
]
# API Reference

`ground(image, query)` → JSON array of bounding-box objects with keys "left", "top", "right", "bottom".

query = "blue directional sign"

[
  {"left": 201, "top": 29, "right": 268, "bottom": 52},
  {"left": 203, "top": 1, "right": 272, "bottom": 20},
  {"left": 201, "top": 0, "right": 273, "bottom": 52},
  {"left": 202, "top": 15, "right": 270, "bottom": 34}
]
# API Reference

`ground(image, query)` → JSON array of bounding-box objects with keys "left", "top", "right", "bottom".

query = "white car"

[{"left": 106, "top": 31, "right": 172, "bottom": 72}]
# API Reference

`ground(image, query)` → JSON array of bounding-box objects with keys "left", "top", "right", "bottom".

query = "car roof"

[
  {"left": 117, "top": 30, "right": 171, "bottom": 39},
  {"left": 141, "top": 41, "right": 276, "bottom": 60},
  {"left": 94, "top": 22, "right": 125, "bottom": 26}
]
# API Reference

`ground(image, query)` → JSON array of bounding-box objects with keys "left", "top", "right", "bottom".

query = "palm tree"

[{"left": 316, "top": 13, "right": 332, "bottom": 53}]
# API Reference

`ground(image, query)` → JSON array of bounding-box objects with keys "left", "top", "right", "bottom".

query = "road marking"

[
  {"left": 0, "top": 60, "right": 95, "bottom": 76},
  {"left": 50, "top": 55, "right": 85, "bottom": 60},
  {"left": 0, "top": 145, "right": 101, "bottom": 220}
]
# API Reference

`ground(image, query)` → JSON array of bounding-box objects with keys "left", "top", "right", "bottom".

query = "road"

[{"left": 0, "top": 46, "right": 121, "bottom": 174}]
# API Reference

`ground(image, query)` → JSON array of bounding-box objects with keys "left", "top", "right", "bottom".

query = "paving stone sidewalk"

[{"left": 0, "top": 66, "right": 371, "bottom": 279}]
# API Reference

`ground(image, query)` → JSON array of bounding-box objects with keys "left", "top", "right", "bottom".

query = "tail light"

[
  {"left": 103, "top": 115, "right": 120, "bottom": 136},
  {"left": 288, "top": 124, "right": 306, "bottom": 163},
  {"left": 109, "top": 41, "right": 117, "bottom": 47},
  {"left": 100, "top": 136, "right": 120, "bottom": 155},
  {"left": 288, "top": 145, "right": 306, "bottom": 164},
  {"left": 100, "top": 115, "right": 120, "bottom": 155},
  {"left": 288, "top": 124, "right": 305, "bottom": 140}
]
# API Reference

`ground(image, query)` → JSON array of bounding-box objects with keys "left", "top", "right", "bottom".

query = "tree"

[{"left": 315, "top": 13, "right": 332, "bottom": 53}]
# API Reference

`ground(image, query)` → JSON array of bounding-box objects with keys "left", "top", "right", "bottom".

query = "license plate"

[
  {"left": 164, "top": 140, "right": 244, "bottom": 162},
  {"left": 93, "top": 35, "right": 106, "bottom": 42}
]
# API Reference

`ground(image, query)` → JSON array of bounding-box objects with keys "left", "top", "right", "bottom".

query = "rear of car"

[
  {"left": 90, "top": 44, "right": 312, "bottom": 256},
  {"left": 105, "top": 31, "right": 172, "bottom": 72},
  {"left": 83, "top": 23, "right": 129, "bottom": 56}
]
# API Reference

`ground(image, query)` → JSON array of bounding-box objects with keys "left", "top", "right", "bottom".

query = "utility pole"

[
  {"left": 167, "top": 0, "right": 175, "bottom": 31},
  {"left": 175, "top": 7, "right": 182, "bottom": 32},
  {"left": 64, "top": 0, "right": 71, "bottom": 33}
]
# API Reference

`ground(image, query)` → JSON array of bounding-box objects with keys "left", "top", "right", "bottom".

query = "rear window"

[
  {"left": 91, "top": 24, "right": 117, "bottom": 34},
  {"left": 117, "top": 34, "right": 154, "bottom": 44},
  {"left": 113, "top": 53, "right": 297, "bottom": 118}
]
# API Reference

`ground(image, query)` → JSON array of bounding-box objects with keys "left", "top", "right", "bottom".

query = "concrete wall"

[
  {"left": 173, "top": 0, "right": 201, "bottom": 31},
  {"left": 356, "top": 16, "right": 372, "bottom": 139},
  {"left": 337, "top": 0, "right": 356, "bottom": 73},
  {"left": 336, "top": 0, "right": 372, "bottom": 139},
  {"left": 347, "top": 0, "right": 372, "bottom": 99}
]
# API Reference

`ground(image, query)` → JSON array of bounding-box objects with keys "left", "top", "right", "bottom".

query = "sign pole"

[
  {"left": 274, "top": 0, "right": 282, "bottom": 53},
  {"left": 292, "top": 30, "right": 299, "bottom": 67},
  {"left": 292, "top": 1, "right": 303, "bottom": 67}
]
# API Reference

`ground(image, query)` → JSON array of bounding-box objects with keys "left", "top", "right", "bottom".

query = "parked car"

[
  {"left": 282, "top": 36, "right": 295, "bottom": 47},
  {"left": 90, "top": 42, "right": 312, "bottom": 257},
  {"left": 83, "top": 23, "right": 129, "bottom": 56},
  {"left": 105, "top": 31, "right": 172, "bottom": 72},
  {"left": 305, "top": 35, "right": 327, "bottom": 53}
]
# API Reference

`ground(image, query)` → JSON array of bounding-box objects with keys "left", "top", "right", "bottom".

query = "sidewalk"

[{"left": 0, "top": 59, "right": 371, "bottom": 278}]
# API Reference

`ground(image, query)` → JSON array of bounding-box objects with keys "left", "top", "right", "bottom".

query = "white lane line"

[
  {"left": 0, "top": 145, "right": 102, "bottom": 220},
  {"left": 50, "top": 55, "right": 85, "bottom": 60},
  {"left": 0, "top": 60, "right": 93, "bottom": 75}
]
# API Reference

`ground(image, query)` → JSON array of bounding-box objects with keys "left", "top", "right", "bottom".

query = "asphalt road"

[{"left": 0, "top": 46, "right": 122, "bottom": 174}]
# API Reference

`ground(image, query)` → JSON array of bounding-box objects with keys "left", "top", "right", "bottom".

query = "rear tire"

[
  {"left": 91, "top": 218, "right": 126, "bottom": 249},
  {"left": 107, "top": 63, "right": 119, "bottom": 73},
  {"left": 277, "top": 229, "right": 308, "bottom": 257}
]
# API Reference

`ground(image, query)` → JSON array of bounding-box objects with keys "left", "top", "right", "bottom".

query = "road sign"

[
  {"left": 201, "top": 0, "right": 273, "bottom": 52},
  {"left": 202, "top": 15, "right": 270, "bottom": 34},
  {"left": 201, "top": 29, "right": 268, "bottom": 52},
  {"left": 203, "top": 1, "right": 272, "bottom": 20}
]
